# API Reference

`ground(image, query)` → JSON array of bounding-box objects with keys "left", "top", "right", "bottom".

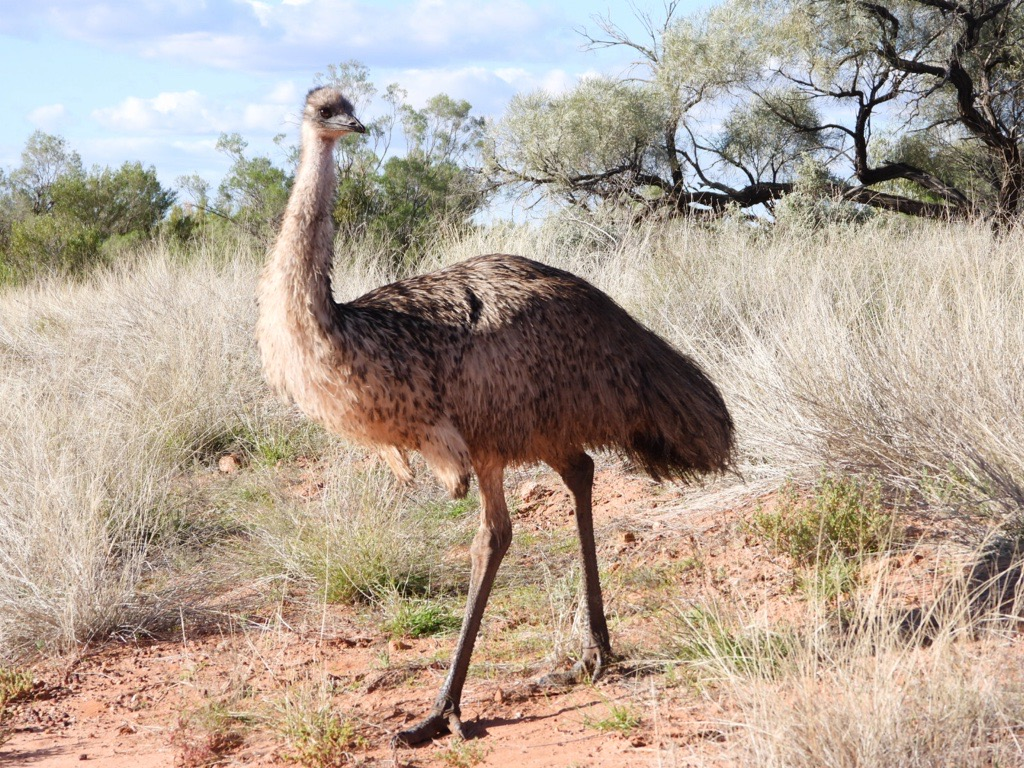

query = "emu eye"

[{"left": 318, "top": 107, "right": 332, "bottom": 119}]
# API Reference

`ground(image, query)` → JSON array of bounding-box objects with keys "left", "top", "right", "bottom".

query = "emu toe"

[
  {"left": 393, "top": 709, "right": 466, "bottom": 747},
  {"left": 537, "top": 644, "right": 609, "bottom": 688}
]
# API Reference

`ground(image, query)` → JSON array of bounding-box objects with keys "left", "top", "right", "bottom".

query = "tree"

[
  {"left": 488, "top": 0, "right": 1024, "bottom": 224},
  {"left": 487, "top": 2, "right": 789, "bottom": 217},
  {"left": 728, "top": 0, "right": 1024, "bottom": 222},
  {"left": 368, "top": 95, "right": 486, "bottom": 255},
  {"left": 860, "top": 0, "right": 1024, "bottom": 223},
  {"left": 488, "top": 78, "right": 666, "bottom": 209},
  {"left": 7, "top": 131, "right": 83, "bottom": 215},
  {"left": 1, "top": 134, "right": 175, "bottom": 281},
  {"left": 214, "top": 133, "right": 291, "bottom": 237},
  {"left": 172, "top": 134, "right": 291, "bottom": 242},
  {"left": 51, "top": 161, "right": 174, "bottom": 239}
]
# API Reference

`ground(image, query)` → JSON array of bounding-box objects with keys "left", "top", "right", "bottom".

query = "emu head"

[{"left": 304, "top": 87, "right": 366, "bottom": 138}]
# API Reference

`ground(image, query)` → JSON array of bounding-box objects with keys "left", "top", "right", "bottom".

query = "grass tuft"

[
  {"left": 749, "top": 474, "right": 898, "bottom": 566},
  {"left": 383, "top": 599, "right": 462, "bottom": 639},
  {"left": 584, "top": 703, "right": 642, "bottom": 734},
  {"left": 436, "top": 738, "right": 491, "bottom": 767},
  {"left": 0, "top": 667, "right": 34, "bottom": 746},
  {"left": 276, "top": 699, "right": 364, "bottom": 768},
  {"left": 664, "top": 604, "right": 794, "bottom": 680}
]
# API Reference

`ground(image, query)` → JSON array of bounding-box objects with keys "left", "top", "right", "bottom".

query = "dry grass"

[
  {"left": 238, "top": 449, "right": 474, "bottom": 605},
  {"left": 715, "top": 567, "right": 1024, "bottom": 767},
  {"left": 0, "top": 246, "right": 278, "bottom": 656}
]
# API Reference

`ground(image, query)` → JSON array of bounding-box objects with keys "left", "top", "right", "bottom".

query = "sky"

[{"left": 0, "top": 0, "right": 712, "bottom": 199}]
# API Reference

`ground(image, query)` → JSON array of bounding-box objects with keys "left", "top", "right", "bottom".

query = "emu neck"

[{"left": 272, "top": 123, "right": 338, "bottom": 326}]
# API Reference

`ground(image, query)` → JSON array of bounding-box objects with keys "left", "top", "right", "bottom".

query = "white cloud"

[
  {"left": 377, "top": 64, "right": 585, "bottom": 118},
  {"left": 90, "top": 86, "right": 297, "bottom": 136},
  {"left": 146, "top": 33, "right": 263, "bottom": 71},
  {"left": 169, "top": 138, "right": 221, "bottom": 155},
  {"left": 27, "top": 103, "right": 67, "bottom": 131},
  {"left": 91, "top": 91, "right": 221, "bottom": 133},
  {"left": 494, "top": 67, "right": 578, "bottom": 95},
  {"left": 390, "top": 67, "right": 514, "bottom": 114},
  {"left": 267, "top": 81, "right": 301, "bottom": 104},
  {"left": 10, "top": 0, "right": 571, "bottom": 73}
]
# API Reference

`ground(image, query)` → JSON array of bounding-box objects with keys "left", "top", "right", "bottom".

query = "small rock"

[
  {"left": 78, "top": 755, "right": 88, "bottom": 761},
  {"left": 218, "top": 453, "right": 242, "bottom": 473},
  {"left": 518, "top": 481, "right": 545, "bottom": 502},
  {"left": 620, "top": 531, "right": 637, "bottom": 545}
]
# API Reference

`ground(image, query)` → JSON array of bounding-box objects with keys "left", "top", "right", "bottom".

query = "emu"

[{"left": 255, "top": 86, "right": 734, "bottom": 745}]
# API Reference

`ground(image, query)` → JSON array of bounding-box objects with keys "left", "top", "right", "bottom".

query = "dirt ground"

[{"left": 0, "top": 464, "right": 994, "bottom": 767}]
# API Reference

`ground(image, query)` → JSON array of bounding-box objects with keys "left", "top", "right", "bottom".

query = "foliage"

[
  {"left": 319, "top": 64, "right": 488, "bottom": 267},
  {"left": 3, "top": 212, "right": 103, "bottom": 279},
  {"left": 169, "top": 62, "right": 488, "bottom": 265},
  {"left": 715, "top": 92, "right": 824, "bottom": 189},
  {"left": 278, "top": 701, "right": 364, "bottom": 768},
  {"left": 488, "top": 0, "right": 1024, "bottom": 224},
  {"left": 749, "top": 475, "right": 897, "bottom": 566},
  {"left": 51, "top": 161, "right": 173, "bottom": 238},
  {"left": 6, "top": 131, "right": 83, "bottom": 215},
  {"left": 488, "top": 78, "right": 665, "bottom": 207},
  {"left": 437, "top": 739, "right": 491, "bottom": 768},
  {"left": 0, "top": 132, "right": 174, "bottom": 282},
  {"left": 743, "top": 0, "right": 1024, "bottom": 222},
  {"left": 215, "top": 133, "right": 292, "bottom": 239},
  {"left": 0, "top": 667, "right": 34, "bottom": 746},
  {"left": 383, "top": 600, "right": 461, "bottom": 638},
  {"left": 486, "top": 3, "right": 796, "bottom": 217}
]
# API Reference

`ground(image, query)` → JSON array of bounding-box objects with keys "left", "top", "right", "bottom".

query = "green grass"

[
  {"left": 164, "top": 418, "right": 325, "bottom": 469},
  {"left": 797, "top": 553, "right": 861, "bottom": 601},
  {"left": 421, "top": 495, "right": 479, "bottom": 521},
  {"left": 383, "top": 600, "right": 462, "bottom": 638},
  {"left": 322, "top": 562, "right": 437, "bottom": 605},
  {"left": 0, "top": 667, "right": 34, "bottom": 746},
  {"left": 749, "top": 474, "right": 897, "bottom": 566},
  {"left": 242, "top": 457, "right": 474, "bottom": 606},
  {"left": 584, "top": 704, "right": 642, "bottom": 734}
]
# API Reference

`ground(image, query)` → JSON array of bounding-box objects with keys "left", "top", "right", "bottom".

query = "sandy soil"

[{"left": 0, "top": 465, "right": 982, "bottom": 767}]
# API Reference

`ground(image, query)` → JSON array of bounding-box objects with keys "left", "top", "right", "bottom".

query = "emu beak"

[{"left": 325, "top": 115, "right": 365, "bottom": 135}]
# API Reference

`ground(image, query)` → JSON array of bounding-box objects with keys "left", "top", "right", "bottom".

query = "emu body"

[{"left": 256, "top": 87, "right": 734, "bottom": 745}]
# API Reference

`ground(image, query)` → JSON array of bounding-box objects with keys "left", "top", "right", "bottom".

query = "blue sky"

[{"left": 0, "top": 0, "right": 711, "bottom": 195}]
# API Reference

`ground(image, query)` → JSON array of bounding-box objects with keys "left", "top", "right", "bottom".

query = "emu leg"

[
  {"left": 542, "top": 452, "right": 612, "bottom": 685},
  {"left": 394, "top": 463, "right": 511, "bottom": 746}
]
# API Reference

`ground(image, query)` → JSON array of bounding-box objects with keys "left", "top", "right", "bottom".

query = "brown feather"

[{"left": 256, "top": 88, "right": 733, "bottom": 498}]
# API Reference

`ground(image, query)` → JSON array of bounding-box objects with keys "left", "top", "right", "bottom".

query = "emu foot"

[
  {"left": 537, "top": 645, "right": 609, "bottom": 688},
  {"left": 392, "top": 709, "right": 466, "bottom": 747}
]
